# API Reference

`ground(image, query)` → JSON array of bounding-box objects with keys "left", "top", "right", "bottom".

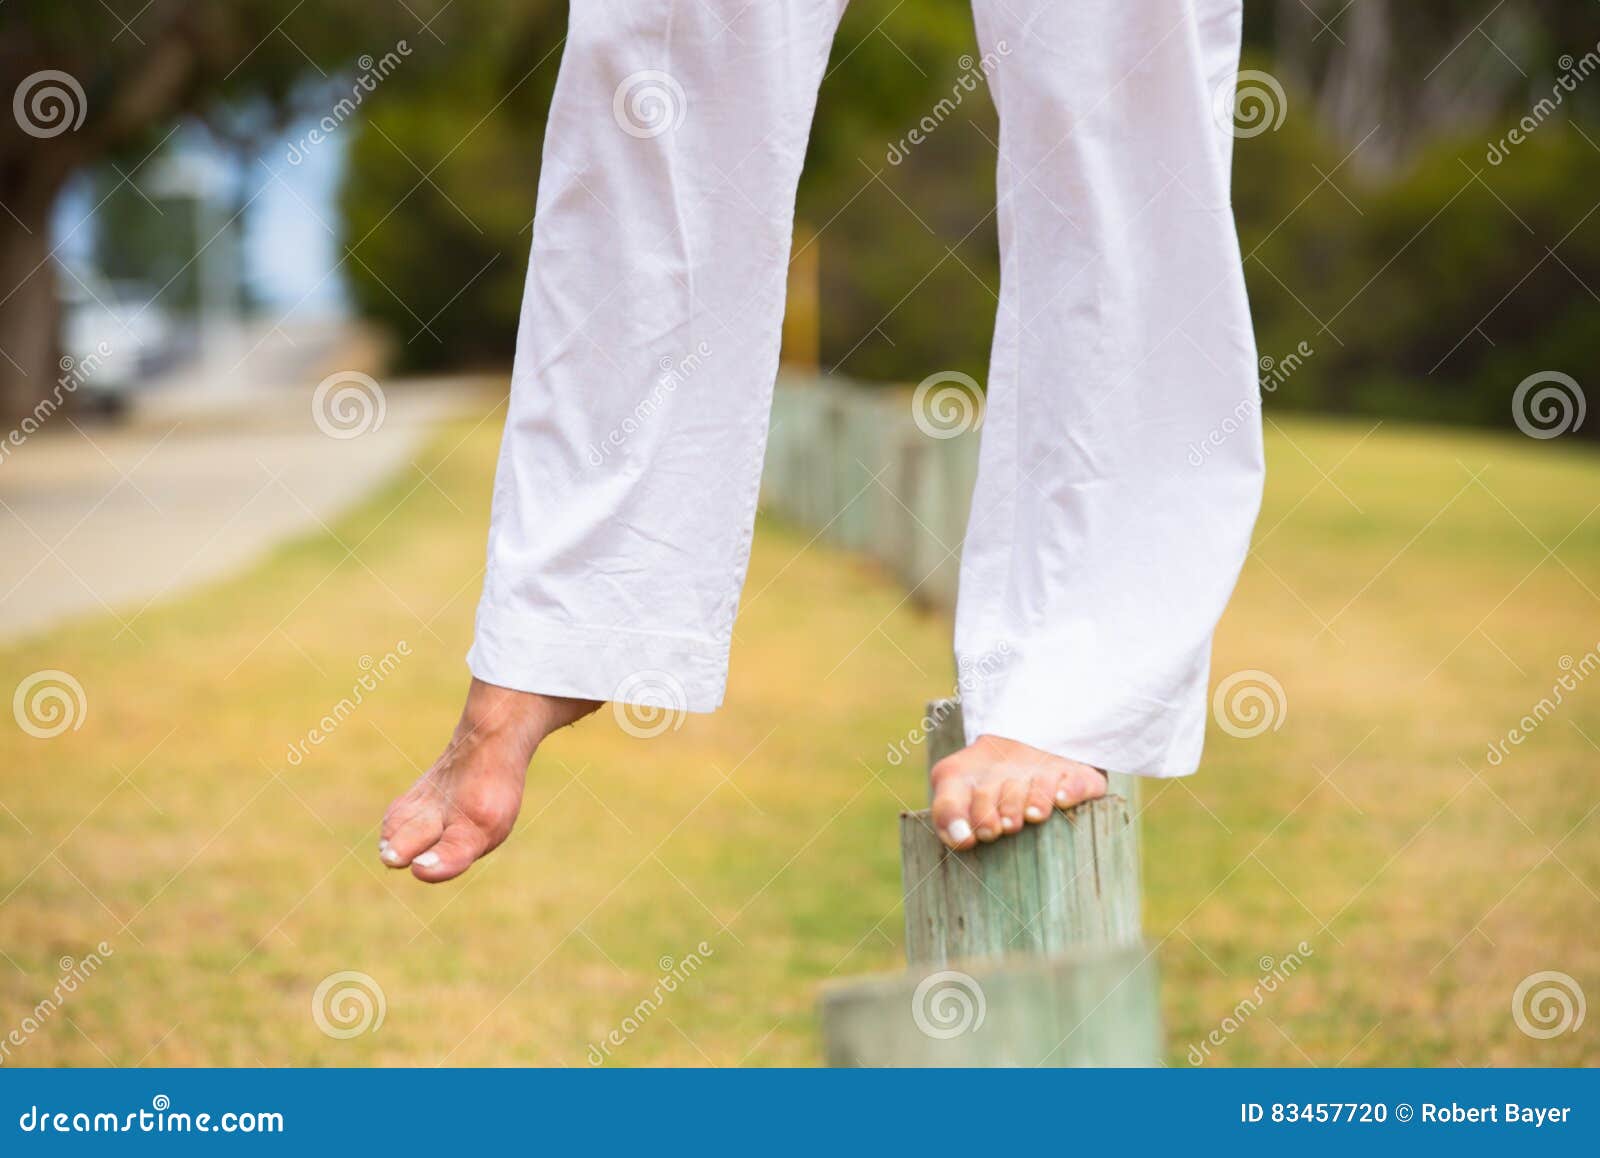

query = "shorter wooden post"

[{"left": 821, "top": 943, "right": 1160, "bottom": 1067}]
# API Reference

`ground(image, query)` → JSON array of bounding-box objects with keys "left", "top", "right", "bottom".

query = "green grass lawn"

[{"left": 2, "top": 409, "right": 1596, "bottom": 1066}]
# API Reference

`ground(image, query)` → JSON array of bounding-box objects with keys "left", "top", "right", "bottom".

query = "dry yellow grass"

[{"left": 1, "top": 410, "right": 1595, "bottom": 1066}]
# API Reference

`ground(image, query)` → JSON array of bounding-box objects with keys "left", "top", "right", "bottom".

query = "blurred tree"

[
  {"left": 1254, "top": 0, "right": 1600, "bottom": 173},
  {"left": 801, "top": 0, "right": 998, "bottom": 383},
  {"left": 342, "top": 0, "right": 997, "bottom": 380},
  {"left": 0, "top": 0, "right": 410, "bottom": 420},
  {"left": 341, "top": 1, "right": 565, "bottom": 369},
  {"left": 1235, "top": 94, "right": 1600, "bottom": 439}
]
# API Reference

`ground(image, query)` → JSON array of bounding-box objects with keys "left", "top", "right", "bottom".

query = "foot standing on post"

[{"left": 380, "top": 0, "right": 1265, "bottom": 882}]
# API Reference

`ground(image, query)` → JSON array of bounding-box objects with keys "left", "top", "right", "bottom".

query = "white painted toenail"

[
  {"left": 1001, "top": 817, "right": 1016, "bottom": 831},
  {"left": 1056, "top": 789, "right": 1071, "bottom": 804},
  {"left": 1025, "top": 806, "right": 1045, "bottom": 821},
  {"left": 414, "top": 851, "right": 441, "bottom": 868},
  {"left": 946, "top": 819, "right": 972, "bottom": 844},
  {"left": 382, "top": 849, "right": 402, "bottom": 865}
]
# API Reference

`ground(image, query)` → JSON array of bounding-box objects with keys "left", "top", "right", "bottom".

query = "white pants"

[{"left": 469, "top": 0, "right": 1265, "bottom": 779}]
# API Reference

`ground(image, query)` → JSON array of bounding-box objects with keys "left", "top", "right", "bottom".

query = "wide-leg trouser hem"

[
  {"left": 961, "top": 696, "right": 1205, "bottom": 781},
  {"left": 467, "top": 605, "right": 728, "bottom": 712}
]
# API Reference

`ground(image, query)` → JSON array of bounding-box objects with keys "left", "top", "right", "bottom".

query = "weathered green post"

[{"left": 819, "top": 701, "right": 1162, "bottom": 1066}]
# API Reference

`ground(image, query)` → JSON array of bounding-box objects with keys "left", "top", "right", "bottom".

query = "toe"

[
  {"left": 930, "top": 777, "right": 976, "bottom": 851},
  {"left": 969, "top": 783, "right": 1002, "bottom": 842},
  {"left": 411, "top": 821, "right": 490, "bottom": 883},
  {"left": 997, "top": 778, "right": 1028, "bottom": 834},
  {"left": 1023, "top": 775, "right": 1056, "bottom": 824},
  {"left": 382, "top": 807, "right": 444, "bottom": 868},
  {"left": 1056, "top": 765, "right": 1109, "bottom": 810}
]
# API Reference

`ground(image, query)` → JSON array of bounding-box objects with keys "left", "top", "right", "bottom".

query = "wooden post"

[
  {"left": 902, "top": 701, "right": 1142, "bottom": 964},
  {"left": 820, "top": 942, "right": 1160, "bottom": 1067},
  {"left": 819, "top": 701, "right": 1162, "bottom": 1066}
]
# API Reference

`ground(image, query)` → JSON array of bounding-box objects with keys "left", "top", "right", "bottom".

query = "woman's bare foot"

[
  {"left": 379, "top": 679, "right": 601, "bottom": 883},
  {"left": 929, "top": 734, "right": 1107, "bottom": 851}
]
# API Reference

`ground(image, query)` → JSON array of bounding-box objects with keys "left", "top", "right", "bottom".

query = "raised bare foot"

[
  {"left": 379, "top": 679, "right": 600, "bottom": 882},
  {"left": 929, "top": 734, "right": 1107, "bottom": 851}
]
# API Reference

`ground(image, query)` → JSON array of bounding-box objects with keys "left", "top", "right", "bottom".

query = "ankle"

[{"left": 457, "top": 679, "right": 599, "bottom": 751}]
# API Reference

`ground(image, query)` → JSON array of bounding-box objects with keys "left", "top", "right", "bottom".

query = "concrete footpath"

[{"left": 0, "top": 322, "right": 499, "bottom": 645}]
